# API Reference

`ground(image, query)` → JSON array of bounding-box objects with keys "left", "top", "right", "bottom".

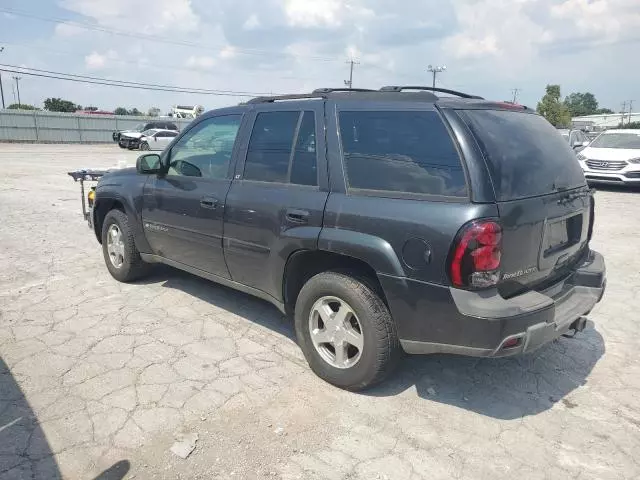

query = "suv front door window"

[{"left": 141, "top": 115, "right": 243, "bottom": 277}]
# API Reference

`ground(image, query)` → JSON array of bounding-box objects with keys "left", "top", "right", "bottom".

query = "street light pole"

[{"left": 427, "top": 64, "right": 446, "bottom": 89}]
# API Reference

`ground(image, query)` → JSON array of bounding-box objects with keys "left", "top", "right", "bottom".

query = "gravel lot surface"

[{"left": 1, "top": 144, "right": 639, "bottom": 480}]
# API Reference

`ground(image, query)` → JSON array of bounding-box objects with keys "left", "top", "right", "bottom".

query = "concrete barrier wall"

[{"left": 0, "top": 110, "right": 193, "bottom": 143}]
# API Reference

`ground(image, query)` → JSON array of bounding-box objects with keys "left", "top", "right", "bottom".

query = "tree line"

[
  {"left": 6, "top": 97, "right": 162, "bottom": 116},
  {"left": 536, "top": 85, "right": 619, "bottom": 128}
]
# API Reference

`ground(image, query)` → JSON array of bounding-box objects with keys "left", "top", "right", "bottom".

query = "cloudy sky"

[{"left": 0, "top": 0, "right": 638, "bottom": 114}]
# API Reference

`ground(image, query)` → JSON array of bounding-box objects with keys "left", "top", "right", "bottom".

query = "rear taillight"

[{"left": 449, "top": 220, "right": 502, "bottom": 289}]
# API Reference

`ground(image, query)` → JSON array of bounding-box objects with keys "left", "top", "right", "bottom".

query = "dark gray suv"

[{"left": 89, "top": 87, "right": 606, "bottom": 390}]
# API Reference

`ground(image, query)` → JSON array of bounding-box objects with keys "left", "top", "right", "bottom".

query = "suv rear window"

[
  {"left": 338, "top": 111, "right": 467, "bottom": 197},
  {"left": 461, "top": 110, "right": 586, "bottom": 201}
]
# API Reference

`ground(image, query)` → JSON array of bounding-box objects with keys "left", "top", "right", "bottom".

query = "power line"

[
  {"left": 0, "top": 7, "right": 340, "bottom": 63},
  {"left": 0, "top": 64, "right": 277, "bottom": 96},
  {"left": 0, "top": 67, "right": 270, "bottom": 97}
]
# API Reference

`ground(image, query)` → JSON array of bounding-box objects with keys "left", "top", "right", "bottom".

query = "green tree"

[
  {"left": 7, "top": 103, "right": 39, "bottom": 110},
  {"left": 114, "top": 107, "right": 129, "bottom": 115},
  {"left": 43, "top": 97, "right": 79, "bottom": 112},
  {"left": 148, "top": 107, "right": 161, "bottom": 117},
  {"left": 564, "top": 92, "right": 599, "bottom": 117},
  {"left": 537, "top": 85, "right": 571, "bottom": 127},
  {"left": 83, "top": 106, "right": 99, "bottom": 112},
  {"left": 129, "top": 108, "right": 143, "bottom": 116}
]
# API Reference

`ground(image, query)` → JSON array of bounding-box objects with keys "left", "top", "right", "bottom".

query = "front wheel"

[
  {"left": 294, "top": 271, "right": 400, "bottom": 391},
  {"left": 140, "top": 142, "right": 150, "bottom": 151},
  {"left": 101, "top": 209, "right": 149, "bottom": 282}
]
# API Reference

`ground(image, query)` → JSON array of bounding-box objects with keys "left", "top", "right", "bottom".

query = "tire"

[
  {"left": 140, "top": 142, "right": 150, "bottom": 151},
  {"left": 101, "top": 209, "right": 149, "bottom": 282},
  {"left": 295, "top": 271, "right": 401, "bottom": 391}
]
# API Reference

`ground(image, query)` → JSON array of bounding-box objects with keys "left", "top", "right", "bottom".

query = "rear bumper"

[{"left": 381, "top": 250, "right": 606, "bottom": 357}]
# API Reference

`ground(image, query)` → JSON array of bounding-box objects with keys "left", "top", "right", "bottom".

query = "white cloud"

[
  {"left": 219, "top": 45, "right": 237, "bottom": 60},
  {"left": 61, "top": 0, "right": 200, "bottom": 34},
  {"left": 185, "top": 55, "right": 216, "bottom": 69},
  {"left": 54, "top": 23, "right": 86, "bottom": 37},
  {"left": 84, "top": 50, "right": 119, "bottom": 70},
  {"left": 243, "top": 14, "right": 260, "bottom": 30},
  {"left": 550, "top": 0, "right": 640, "bottom": 44},
  {"left": 284, "top": 0, "right": 344, "bottom": 27},
  {"left": 445, "top": 34, "right": 500, "bottom": 59}
]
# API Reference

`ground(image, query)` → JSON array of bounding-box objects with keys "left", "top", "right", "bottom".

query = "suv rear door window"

[
  {"left": 461, "top": 110, "right": 586, "bottom": 201},
  {"left": 338, "top": 111, "right": 467, "bottom": 197},
  {"left": 244, "top": 111, "right": 318, "bottom": 186}
]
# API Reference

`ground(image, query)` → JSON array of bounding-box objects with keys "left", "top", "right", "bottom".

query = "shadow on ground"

[
  {"left": 0, "top": 357, "right": 60, "bottom": 479},
  {"left": 142, "top": 266, "right": 296, "bottom": 341},
  {"left": 0, "top": 358, "right": 131, "bottom": 480},
  {"left": 141, "top": 267, "right": 605, "bottom": 420},
  {"left": 367, "top": 323, "right": 605, "bottom": 419}
]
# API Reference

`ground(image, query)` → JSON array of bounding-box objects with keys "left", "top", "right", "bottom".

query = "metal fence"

[{"left": 0, "top": 109, "right": 193, "bottom": 143}]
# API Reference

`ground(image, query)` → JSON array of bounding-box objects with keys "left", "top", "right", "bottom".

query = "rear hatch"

[{"left": 459, "top": 108, "right": 592, "bottom": 294}]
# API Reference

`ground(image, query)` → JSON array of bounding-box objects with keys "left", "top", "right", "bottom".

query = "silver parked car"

[{"left": 138, "top": 129, "right": 179, "bottom": 151}]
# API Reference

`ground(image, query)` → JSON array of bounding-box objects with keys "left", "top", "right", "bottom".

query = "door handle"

[
  {"left": 200, "top": 197, "right": 219, "bottom": 209},
  {"left": 285, "top": 208, "right": 309, "bottom": 224}
]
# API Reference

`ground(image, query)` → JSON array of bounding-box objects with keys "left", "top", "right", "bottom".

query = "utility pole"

[
  {"left": 427, "top": 65, "right": 446, "bottom": 89},
  {"left": 0, "top": 46, "right": 5, "bottom": 109},
  {"left": 344, "top": 59, "right": 359, "bottom": 89},
  {"left": 628, "top": 100, "right": 634, "bottom": 125},
  {"left": 511, "top": 88, "right": 521, "bottom": 104},
  {"left": 13, "top": 76, "right": 21, "bottom": 107},
  {"left": 622, "top": 101, "right": 627, "bottom": 126}
]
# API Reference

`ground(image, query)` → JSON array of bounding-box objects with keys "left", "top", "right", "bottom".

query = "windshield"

[
  {"left": 461, "top": 110, "right": 586, "bottom": 201},
  {"left": 134, "top": 123, "right": 145, "bottom": 131},
  {"left": 589, "top": 132, "right": 640, "bottom": 149},
  {"left": 141, "top": 129, "right": 156, "bottom": 137}
]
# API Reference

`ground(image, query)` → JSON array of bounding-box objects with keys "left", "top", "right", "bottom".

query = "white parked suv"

[{"left": 578, "top": 129, "right": 640, "bottom": 185}]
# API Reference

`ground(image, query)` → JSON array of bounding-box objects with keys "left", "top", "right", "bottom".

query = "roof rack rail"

[
  {"left": 311, "top": 87, "right": 377, "bottom": 94},
  {"left": 379, "top": 86, "right": 484, "bottom": 100},
  {"left": 246, "top": 93, "right": 326, "bottom": 104},
  {"left": 246, "top": 88, "right": 378, "bottom": 104}
]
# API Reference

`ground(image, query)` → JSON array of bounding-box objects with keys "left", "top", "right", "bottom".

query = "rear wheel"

[
  {"left": 295, "top": 271, "right": 400, "bottom": 391},
  {"left": 101, "top": 209, "right": 149, "bottom": 282}
]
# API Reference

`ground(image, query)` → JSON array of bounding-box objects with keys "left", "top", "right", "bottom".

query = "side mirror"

[{"left": 136, "top": 154, "right": 162, "bottom": 174}]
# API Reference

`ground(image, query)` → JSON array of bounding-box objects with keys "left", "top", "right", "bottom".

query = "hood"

[
  {"left": 121, "top": 132, "right": 143, "bottom": 139},
  {"left": 581, "top": 147, "right": 640, "bottom": 161}
]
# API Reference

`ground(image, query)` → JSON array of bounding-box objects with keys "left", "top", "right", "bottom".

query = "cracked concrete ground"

[{"left": 1, "top": 144, "right": 639, "bottom": 480}]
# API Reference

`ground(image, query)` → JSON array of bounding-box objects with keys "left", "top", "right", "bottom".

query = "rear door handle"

[
  {"left": 200, "top": 196, "right": 219, "bottom": 209},
  {"left": 285, "top": 208, "right": 309, "bottom": 224}
]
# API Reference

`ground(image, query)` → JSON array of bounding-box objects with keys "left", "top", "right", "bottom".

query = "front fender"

[
  {"left": 318, "top": 228, "right": 405, "bottom": 277},
  {"left": 93, "top": 174, "right": 151, "bottom": 253}
]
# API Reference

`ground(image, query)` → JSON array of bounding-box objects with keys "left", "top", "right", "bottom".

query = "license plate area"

[{"left": 543, "top": 214, "right": 583, "bottom": 256}]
